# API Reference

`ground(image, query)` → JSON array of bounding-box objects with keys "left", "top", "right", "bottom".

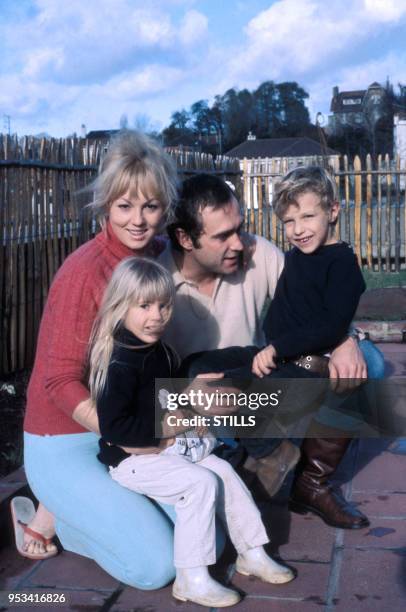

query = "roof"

[
  {"left": 225, "top": 137, "right": 338, "bottom": 159},
  {"left": 86, "top": 130, "right": 119, "bottom": 140},
  {"left": 330, "top": 89, "right": 365, "bottom": 113}
]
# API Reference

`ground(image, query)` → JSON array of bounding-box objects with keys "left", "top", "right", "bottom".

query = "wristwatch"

[{"left": 347, "top": 327, "right": 367, "bottom": 343}]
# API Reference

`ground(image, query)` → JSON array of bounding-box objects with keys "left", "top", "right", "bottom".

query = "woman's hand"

[{"left": 252, "top": 344, "right": 277, "bottom": 378}]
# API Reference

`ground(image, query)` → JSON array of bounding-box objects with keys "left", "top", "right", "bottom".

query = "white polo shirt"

[{"left": 159, "top": 235, "right": 285, "bottom": 359}]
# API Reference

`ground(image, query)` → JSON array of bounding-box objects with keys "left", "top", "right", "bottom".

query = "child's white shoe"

[
  {"left": 236, "top": 546, "right": 295, "bottom": 584},
  {"left": 173, "top": 566, "right": 241, "bottom": 607}
]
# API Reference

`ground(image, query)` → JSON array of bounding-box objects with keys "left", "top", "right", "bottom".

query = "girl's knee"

[{"left": 192, "top": 468, "right": 219, "bottom": 498}]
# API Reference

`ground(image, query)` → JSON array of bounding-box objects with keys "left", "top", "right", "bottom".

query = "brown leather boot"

[{"left": 289, "top": 435, "right": 370, "bottom": 529}]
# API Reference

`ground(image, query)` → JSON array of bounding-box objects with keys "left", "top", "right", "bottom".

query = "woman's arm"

[
  {"left": 42, "top": 265, "right": 100, "bottom": 417},
  {"left": 72, "top": 398, "right": 100, "bottom": 434}
]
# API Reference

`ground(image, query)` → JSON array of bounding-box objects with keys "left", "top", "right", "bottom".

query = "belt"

[{"left": 293, "top": 354, "right": 330, "bottom": 377}]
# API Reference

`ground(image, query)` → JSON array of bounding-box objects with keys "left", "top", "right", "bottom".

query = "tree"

[
  {"left": 119, "top": 114, "right": 129, "bottom": 129},
  {"left": 162, "top": 109, "right": 195, "bottom": 147},
  {"left": 160, "top": 79, "right": 312, "bottom": 151}
]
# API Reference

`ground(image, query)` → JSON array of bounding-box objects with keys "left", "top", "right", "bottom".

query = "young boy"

[{"left": 253, "top": 165, "right": 366, "bottom": 378}]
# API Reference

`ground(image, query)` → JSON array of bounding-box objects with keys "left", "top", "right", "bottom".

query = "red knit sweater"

[{"left": 24, "top": 224, "right": 162, "bottom": 435}]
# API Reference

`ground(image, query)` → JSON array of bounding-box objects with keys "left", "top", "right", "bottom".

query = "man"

[{"left": 159, "top": 173, "right": 370, "bottom": 530}]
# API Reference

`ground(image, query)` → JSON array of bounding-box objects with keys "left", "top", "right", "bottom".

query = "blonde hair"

[
  {"left": 89, "top": 257, "right": 175, "bottom": 399},
  {"left": 273, "top": 166, "right": 337, "bottom": 220},
  {"left": 86, "top": 130, "right": 179, "bottom": 224}
]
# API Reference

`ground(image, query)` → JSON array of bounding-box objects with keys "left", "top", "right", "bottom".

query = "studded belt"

[{"left": 293, "top": 354, "right": 330, "bottom": 377}]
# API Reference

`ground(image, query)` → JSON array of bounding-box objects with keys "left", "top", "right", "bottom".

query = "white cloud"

[
  {"left": 363, "top": 0, "right": 406, "bottom": 22},
  {"left": 1, "top": 0, "right": 208, "bottom": 135},
  {"left": 222, "top": 0, "right": 406, "bottom": 85},
  {"left": 178, "top": 10, "right": 208, "bottom": 46}
]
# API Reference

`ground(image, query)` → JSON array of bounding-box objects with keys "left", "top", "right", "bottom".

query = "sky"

[{"left": 1, "top": 0, "right": 406, "bottom": 139}]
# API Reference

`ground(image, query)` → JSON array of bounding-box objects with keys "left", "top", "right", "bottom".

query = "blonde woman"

[
  {"left": 89, "top": 257, "right": 294, "bottom": 608},
  {"left": 16, "top": 131, "right": 181, "bottom": 588}
]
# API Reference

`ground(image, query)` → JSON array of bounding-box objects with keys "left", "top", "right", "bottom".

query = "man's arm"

[{"left": 329, "top": 336, "right": 367, "bottom": 379}]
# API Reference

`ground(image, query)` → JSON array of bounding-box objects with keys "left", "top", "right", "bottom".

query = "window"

[{"left": 343, "top": 98, "right": 362, "bottom": 105}]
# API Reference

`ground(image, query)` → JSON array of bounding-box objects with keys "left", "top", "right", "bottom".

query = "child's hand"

[
  {"left": 195, "top": 425, "right": 209, "bottom": 438},
  {"left": 252, "top": 345, "right": 277, "bottom": 378}
]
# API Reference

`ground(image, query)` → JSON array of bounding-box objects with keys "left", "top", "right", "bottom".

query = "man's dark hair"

[{"left": 167, "top": 173, "right": 236, "bottom": 250}]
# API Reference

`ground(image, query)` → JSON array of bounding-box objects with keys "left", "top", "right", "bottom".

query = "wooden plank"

[
  {"left": 271, "top": 159, "right": 278, "bottom": 246},
  {"left": 332, "top": 156, "right": 340, "bottom": 238},
  {"left": 243, "top": 158, "right": 250, "bottom": 232},
  {"left": 384, "top": 154, "right": 391, "bottom": 271},
  {"left": 365, "top": 154, "right": 373, "bottom": 269},
  {"left": 249, "top": 161, "right": 256, "bottom": 234},
  {"left": 25, "top": 165, "right": 35, "bottom": 366},
  {"left": 264, "top": 172, "right": 271, "bottom": 241},
  {"left": 9, "top": 156, "right": 20, "bottom": 371},
  {"left": 0, "top": 165, "right": 6, "bottom": 373},
  {"left": 394, "top": 156, "right": 401, "bottom": 272},
  {"left": 353, "top": 156, "right": 362, "bottom": 264},
  {"left": 343, "top": 156, "right": 350, "bottom": 245},
  {"left": 376, "top": 155, "right": 382, "bottom": 271},
  {"left": 257, "top": 174, "right": 263, "bottom": 238},
  {"left": 3, "top": 136, "right": 13, "bottom": 372}
]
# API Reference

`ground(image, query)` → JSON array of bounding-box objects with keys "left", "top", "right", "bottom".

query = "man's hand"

[
  {"left": 252, "top": 344, "right": 277, "bottom": 378},
  {"left": 329, "top": 336, "right": 367, "bottom": 393},
  {"left": 185, "top": 373, "right": 241, "bottom": 415}
]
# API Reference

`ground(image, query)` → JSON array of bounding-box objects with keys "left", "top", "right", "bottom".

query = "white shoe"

[
  {"left": 236, "top": 546, "right": 295, "bottom": 585},
  {"left": 173, "top": 566, "right": 241, "bottom": 608}
]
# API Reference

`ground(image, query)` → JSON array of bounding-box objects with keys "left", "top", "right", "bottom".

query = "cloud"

[
  {"left": 2, "top": 0, "right": 406, "bottom": 136},
  {"left": 222, "top": 0, "right": 406, "bottom": 86},
  {"left": 178, "top": 9, "right": 208, "bottom": 46},
  {"left": 1, "top": 0, "right": 208, "bottom": 134}
]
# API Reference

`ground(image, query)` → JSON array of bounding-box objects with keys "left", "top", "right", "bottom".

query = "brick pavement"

[{"left": 0, "top": 343, "right": 405, "bottom": 611}]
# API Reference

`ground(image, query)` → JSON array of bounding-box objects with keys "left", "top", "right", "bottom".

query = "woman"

[{"left": 17, "top": 131, "right": 186, "bottom": 589}]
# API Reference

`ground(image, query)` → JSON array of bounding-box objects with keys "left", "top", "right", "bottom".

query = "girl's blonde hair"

[
  {"left": 86, "top": 130, "right": 179, "bottom": 224},
  {"left": 89, "top": 257, "right": 175, "bottom": 399}
]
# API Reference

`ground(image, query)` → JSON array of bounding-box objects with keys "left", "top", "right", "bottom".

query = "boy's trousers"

[{"left": 110, "top": 452, "right": 269, "bottom": 568}]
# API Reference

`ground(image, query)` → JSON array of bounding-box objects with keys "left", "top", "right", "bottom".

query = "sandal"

[{"left": 10, "top": 497, "right": 58, "bottom": 560}]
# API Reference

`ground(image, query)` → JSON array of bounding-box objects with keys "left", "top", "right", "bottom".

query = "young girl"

[{"left": 89, "top": 256, "right": 294, "bottom": 608}]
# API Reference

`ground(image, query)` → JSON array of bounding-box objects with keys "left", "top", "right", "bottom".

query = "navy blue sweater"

[
  {"left": 97, "top": 327, "right": 177, "bottom": 467},
  {"left": 263, "top": 242, "right": 365, "bottom": 360}
]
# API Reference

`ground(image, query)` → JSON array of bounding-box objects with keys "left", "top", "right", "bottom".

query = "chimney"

[
  {"left": 81, "top": 124, "right": 87, "bottom": 138},
  {"left": 332, "top": 86, "right": 339, "bottom": 98},
  {"left": 247, "top": 131, "right": 256, "bottom": 141}
]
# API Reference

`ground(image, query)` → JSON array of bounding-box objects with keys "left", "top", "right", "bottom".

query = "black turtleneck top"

[
  {"left": 263, "top": 242, "right": 366, "bottom": 360},
  {"left": 97, "top": 326, "right": 177, "bottom": 467}
]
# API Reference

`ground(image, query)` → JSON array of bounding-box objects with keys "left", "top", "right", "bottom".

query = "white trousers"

[{"left": 110, "top": 453, "right": 269, "bottom": 568}]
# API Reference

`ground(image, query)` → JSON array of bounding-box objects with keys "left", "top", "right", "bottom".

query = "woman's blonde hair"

[
  {"left": 89, "top": 257, "right": 175, "bottom": 399},
  {"left": 86, "top": 130, "right": 179, "bottom": 223}
]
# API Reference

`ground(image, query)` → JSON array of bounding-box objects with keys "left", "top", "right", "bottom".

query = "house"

[
  {"left": 328, "top": 82, "right": 388, "bottom": 135},
  {"left": 226, "top": 134, "right": 338, "bottom": 162},
  {"left": 86, "top": 130, "right": 120, "bottom": 140},
  {"left": 225, "top": 134, "right": 339, "bottom": 209},
  {"left": 394, "top": 112, "right": 406, "bottom": 160}
]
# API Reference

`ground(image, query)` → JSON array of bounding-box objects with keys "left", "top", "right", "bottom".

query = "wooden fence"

[
  {"left": 1, "top": 134, "right": 405, "bottom": 375},
  {"left": 0, "top": 135, "right": 240, "bottom": 374},
  {"left": 242, "top": 154, "right": 406, "bottom": 272}
]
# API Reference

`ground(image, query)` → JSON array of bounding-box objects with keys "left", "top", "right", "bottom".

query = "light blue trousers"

[{"left": 24, "top": 432, "right": 225, "bottom": 589}]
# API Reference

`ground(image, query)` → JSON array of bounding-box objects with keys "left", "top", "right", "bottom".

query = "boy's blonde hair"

[
  {"left": 89, "top": 257, "right": 175, "bottom": 399},
  {"left": 86, "top": 130, "right": 179, "bottom": 224},
  {"left": 273, "top": 166, "right": 337, "bottom": 220}
]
